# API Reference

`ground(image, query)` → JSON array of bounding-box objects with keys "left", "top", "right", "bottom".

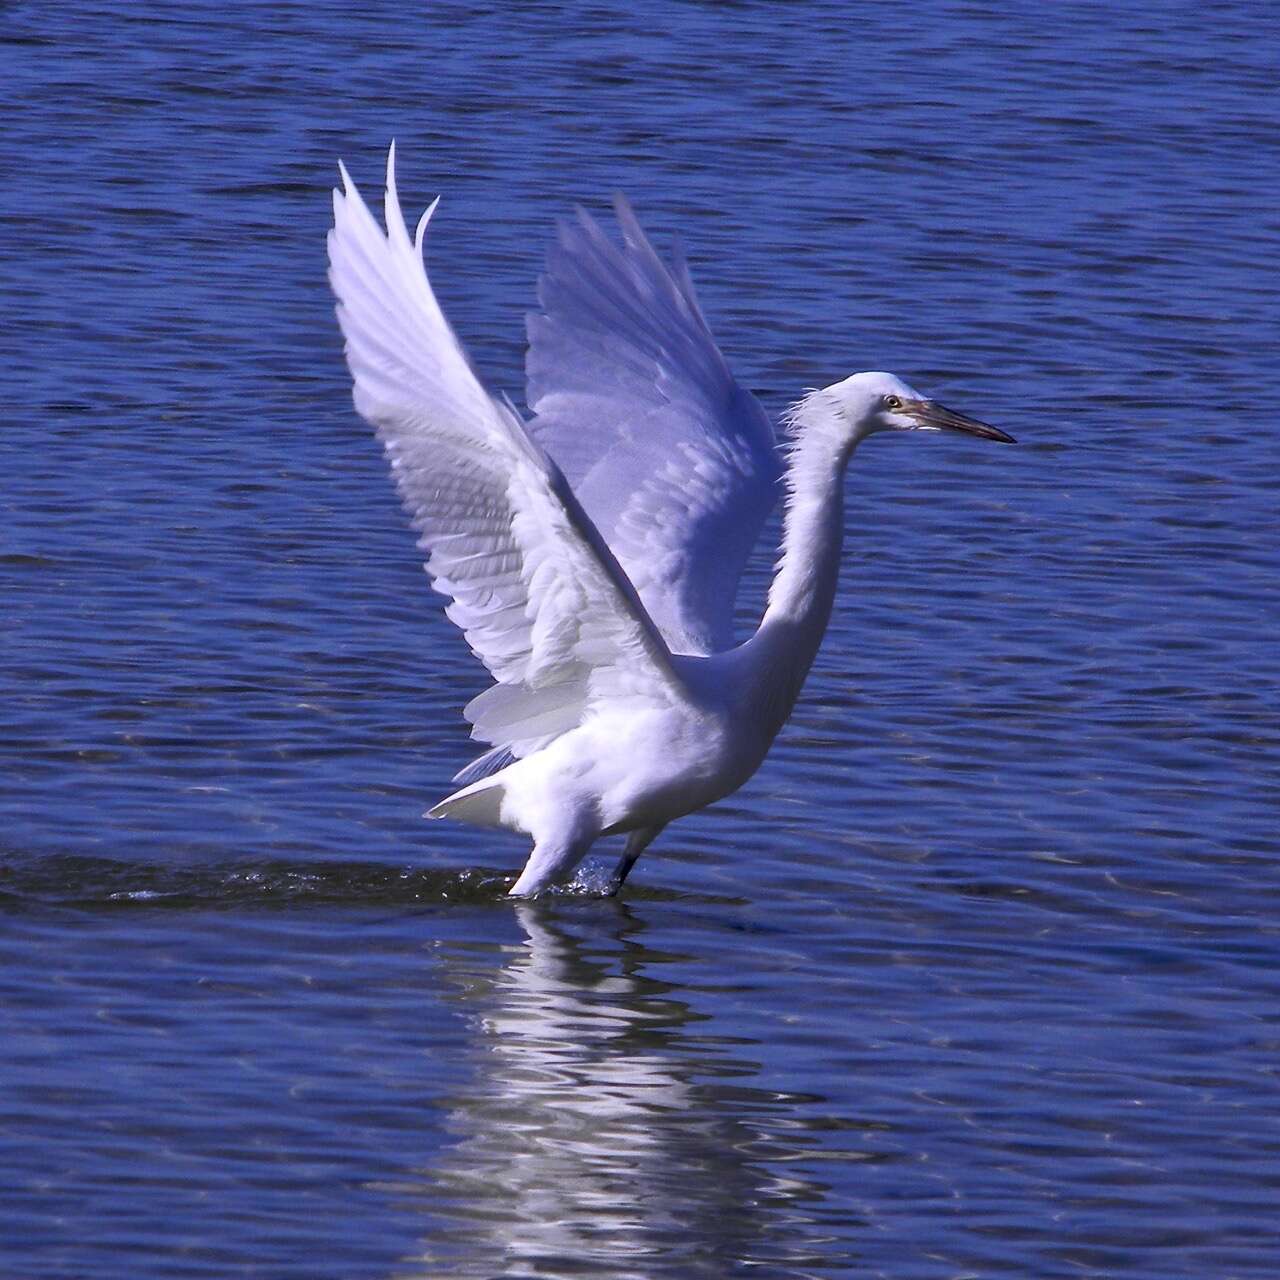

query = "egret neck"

[{"left": 743, "top": 389, "right": 862, "bottom": 740}]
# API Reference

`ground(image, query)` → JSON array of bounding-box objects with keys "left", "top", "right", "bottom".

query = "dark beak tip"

[
  {"left": 964, "top": 418, "right": 1015, "bottom": 445},
  {"left": 961, "top": 421, "right": 1016, "bottom": 444}
]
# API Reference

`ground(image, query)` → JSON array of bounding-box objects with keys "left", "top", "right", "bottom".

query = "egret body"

[{"left": 328, "top": 146, "right": 1014, "bottom": 897}]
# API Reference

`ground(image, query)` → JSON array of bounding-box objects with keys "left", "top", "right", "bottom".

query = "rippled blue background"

[{"left": 3, "top": 2, "right": 1278, "bottom": 1277}]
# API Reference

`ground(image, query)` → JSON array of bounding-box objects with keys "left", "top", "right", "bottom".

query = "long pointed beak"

[{"left": 906, "top": 399, "right": 1016, "bottom": 444}]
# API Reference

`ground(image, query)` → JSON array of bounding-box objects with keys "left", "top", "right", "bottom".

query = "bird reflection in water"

[{"left": 408, "top": 903, "right": 843, "bottom": 1278}]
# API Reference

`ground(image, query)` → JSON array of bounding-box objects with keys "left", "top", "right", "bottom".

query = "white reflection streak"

[{"left": 412, "top": 905, "right": 730, "bottom": 1278}]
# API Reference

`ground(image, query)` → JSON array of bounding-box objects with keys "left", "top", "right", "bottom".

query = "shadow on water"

[
  {"left": 0, "top": 852, "right": 746, "bottom": 914},
  {"left": 0, "top": 855, "right": 511, "bottom": 911},
  {"left": 403, "top": 901, "right": 854, "bottom": 1280}
]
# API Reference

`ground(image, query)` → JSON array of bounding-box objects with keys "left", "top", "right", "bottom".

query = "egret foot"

[{"left": 607, "top": 824, "right": 665, "bottom": 895}]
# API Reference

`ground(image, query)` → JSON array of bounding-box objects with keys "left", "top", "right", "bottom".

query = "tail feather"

[{"left": 427, "top": 773, "right": 508, "bottom": 827}]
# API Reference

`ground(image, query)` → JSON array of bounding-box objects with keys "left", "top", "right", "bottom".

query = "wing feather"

[
  {"left": 328, "top": 146, "right": 682, "bottom": 758},
  {"left": 526, "top": 198, "right": 782, "bottom": 655}
]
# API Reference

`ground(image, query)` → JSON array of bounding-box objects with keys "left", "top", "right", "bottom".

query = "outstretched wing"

[
  {"left": 328, "top": 146, "right": 682, "bottom": 761},
  {"left": 526, "top": 199, "right": 781, "bottom": 656}
]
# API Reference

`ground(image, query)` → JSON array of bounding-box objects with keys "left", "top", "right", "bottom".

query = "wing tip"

[
  {"left": 611, "top": 191, "right": 655, "bottom": 255},
  {"left": 415, "top": 196, "right": 440, "bottom": 255},
  {"left": 611, "top": 190, "right": 636, "bottom": 226}
]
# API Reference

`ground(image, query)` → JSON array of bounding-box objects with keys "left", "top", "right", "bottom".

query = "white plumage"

[{"left": 328, "top": 145, "right": 1014, "bottom": 896}]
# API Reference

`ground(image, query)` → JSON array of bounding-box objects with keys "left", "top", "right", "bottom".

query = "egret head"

[{"left": 827, "top": 371, "right": 1015, "bottom": 445}]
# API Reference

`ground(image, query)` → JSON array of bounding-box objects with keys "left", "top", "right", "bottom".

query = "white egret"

[{"left": 327, "top": 145, "right": 1014, "bottom": 898}]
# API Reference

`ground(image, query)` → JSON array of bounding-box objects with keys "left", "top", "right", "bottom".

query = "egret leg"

[
  {"left": 508, "top": 815, "right": 598, "bottom": 898},
  {"left": 608, "top": 824, "right": 665, "bottom": 896}
]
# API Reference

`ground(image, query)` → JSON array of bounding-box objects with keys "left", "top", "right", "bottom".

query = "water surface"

[{"left": 3, "top": 2, "right": 1278, "bottom": 1276}]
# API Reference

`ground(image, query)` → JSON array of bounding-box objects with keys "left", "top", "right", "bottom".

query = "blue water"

[{"left": 3, "top": 2, "right": 1279, "bottom": 1276}]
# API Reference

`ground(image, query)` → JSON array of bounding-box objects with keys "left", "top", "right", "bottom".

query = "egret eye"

[{"left": 884, "top": 395, "right": 902, "bottom": 410}]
